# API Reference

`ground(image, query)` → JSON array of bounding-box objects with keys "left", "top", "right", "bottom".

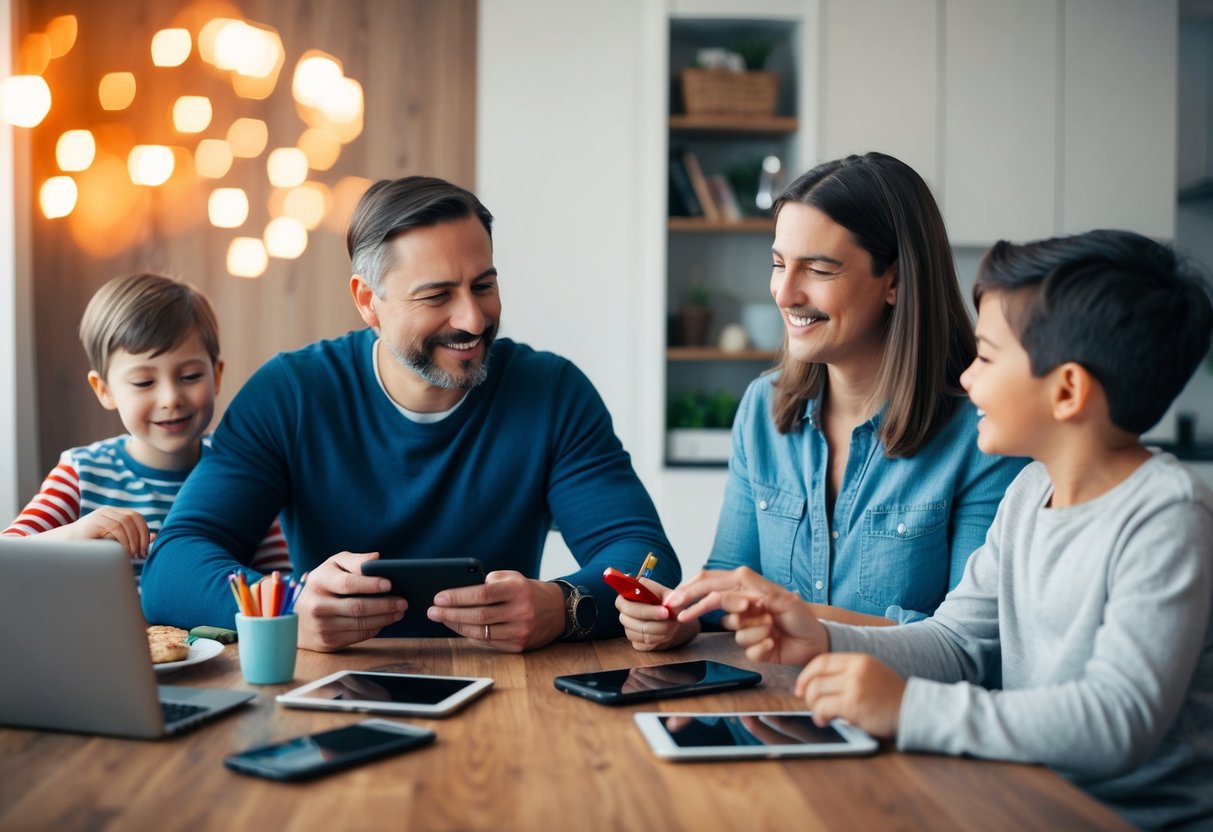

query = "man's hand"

[
  {"left": 795, "top": 653, "right": 905, "bottom": 739},
  {"left": 38, "top": 507, "right": 152, "bottom": 559},
  {"left": 617, "top": 578, "right": 699, "bottom": 652},
  {"left": 293, "top": 551, "right": 406, "bottom": 652},
  {"left": 667, "top": 567, "right": 829, "bottom": 666},
  {"left": 428, "top": 571, "right": 565, "bottom": 653}
]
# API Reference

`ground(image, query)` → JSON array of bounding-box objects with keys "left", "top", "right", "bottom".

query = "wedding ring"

[{"left": 484, "top": 623, "right": 491, "bottom": 641}]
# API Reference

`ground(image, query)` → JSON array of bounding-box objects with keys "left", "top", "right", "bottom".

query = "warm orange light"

[
  {"left": 56, "top": 130, "right": 96, "bottom": 172},
  {"left": 266, "top": 147, "right": 307, "bottom": 188},
  {"left": 18, "top": 34, "right": 51, "bottom": 75},
  {"left": 319, "top": 76, "right": 363, "bottom": 125},
  {"left": 46, "top": 15, "right": 78, "bottom": 59},
  {"left": 40, "top": 176, "right": 77, "bottom": 219},
  {"left": 99, "top": 72, "right": 136, "bottom": 110},
  {"left": 0, "top": 76, "right": 52, "bottom": 127},
  {"left": 227, "top": 117, "right": 268, "bottom": 158},
  {"left": 264, "top": 217, "right": 307, "bottom": 259},
  {"left": 283, "top": 182, "right": 330, "bottom": 230},
  {"left": 292, "top": 52, "right": 343, "bottom": 108},
  {"left": 128, "top": 145, "right": 175, "bottom": 186},
  {"left": 195, "top": 139, "right": 233, "bottom": 179},
  {"left": 296, "top": 128, "right": 341, "bottom": 171},
  {"left": 198, "top": 18, "right": 240, "bottom": 66},
  {"left": 173, "top": 96, "right": 212, "bottom": 133},
  {"left": 227, "top": 237, "right": 268, "bottom": 278},
  {"left": 208, "top": 187, "right": 249, "bottom": 228},
  {"left": 323, "top": 176, "right": 373, "bottom": 232},
  {"left": 151, "top": 28, "right": 192, "bottom": 67}
]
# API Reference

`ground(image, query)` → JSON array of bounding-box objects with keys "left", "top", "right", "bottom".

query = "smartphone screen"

[
  {"left": 224, "top": 720, "right": 435, "bottom": 781},
  {"left": 554, "top": 660, "right": 762, "bottom": 705}
]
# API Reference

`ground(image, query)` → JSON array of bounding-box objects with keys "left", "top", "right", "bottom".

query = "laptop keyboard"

[{"left": 161, "top": 701, "right": 208, "bottom": 724}]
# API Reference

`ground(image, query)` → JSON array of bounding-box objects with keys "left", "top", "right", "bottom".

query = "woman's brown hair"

[{"left": 770, "top": 152, "right": 974, "bottom": 457}]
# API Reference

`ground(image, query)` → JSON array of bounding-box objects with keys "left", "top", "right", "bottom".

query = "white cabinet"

[
  {"left": 943, "top": 0, "right": 1058, "bottom": 245},
  {"left": 820, "top": 0, "right": 939, "bottom": 189},
  {"left": 1062, "top": 0, "right": 1178, "bottom": 238},
  {"left": 818, "top": 0, "right": 1177, "bottom": 244}
]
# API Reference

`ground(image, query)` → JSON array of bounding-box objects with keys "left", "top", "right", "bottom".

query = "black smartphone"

[
  {"left": 361, "top": 558, "right": 486, "bottom": 614},
  {"left": 223, "top": 719, "right": 436, "bottom": 782},
  {"left": 553, "top": 660, "right": 762, "bottom": 706}
]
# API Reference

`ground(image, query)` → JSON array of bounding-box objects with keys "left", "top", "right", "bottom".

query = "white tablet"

[
  {"left": 634, "top": 711, "right": 878, "bottom": 760},
  {"left": 277, "top": 671, "right": 493, "bottom": 717}
]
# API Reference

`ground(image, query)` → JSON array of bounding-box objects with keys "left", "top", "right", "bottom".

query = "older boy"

[
  {"left": 3, "top": 273, "right": 289, "bottom": 574},
  {"left": 671, "top": 230, "right": 1213, "bottom": 830}
]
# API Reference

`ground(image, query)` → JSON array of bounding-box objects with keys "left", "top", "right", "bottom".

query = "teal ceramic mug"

[{"left": 234, "top": 613, "right": 298, "bottom": 684}]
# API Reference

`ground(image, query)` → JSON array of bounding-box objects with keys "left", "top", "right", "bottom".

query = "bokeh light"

[
  {"left": 227, "top": 237, "right": 268, "bottom": 278},
  {"left": 17, "top": 34, "right": 50, "bottom": 75},
  {"left": 56, "top": 130, "right": 96, "bottom": 172},
  {"left": 151, "top": 29, "right": 192, "bottom": 67},
  {"left": 99, "top": 72, "right": 136, "bottom": 110},
  {"left": 46, "top": 15, "right": 77, "bottom": 59},
  {"left": 195, "top": 139, "right": 233, "bottom": 179},
  {"left": 264, "top": 216, "right": 307, "bottom": 259},
  {"left": 173, "top": 95, "right": 212, "bottom": 133},
  {"left": 297, "top": 128, "right": 341, "bottom": 171},
  {"left": 227, "top": 117, "right": 268, "bottom": 158},
  {"left": 283, "top": 182, "right": 330, "bottom": 230},
  {"left": 266, "top": 147, "right": 307, "bottom": 188},
  {"left": 40, "top": 176, "right": 77, "bottom": 219},
  {"left": 208, "top": 188, "right": 249, "bottom": 228},
  {"left": 0, "top": 75, "right": 52, "bottom": 127},
  {"left": 128, "top": 145, "right": 175, "bottom": 186}
]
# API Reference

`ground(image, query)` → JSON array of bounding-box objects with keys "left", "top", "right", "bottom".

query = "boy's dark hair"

[
  {"left": 79, "top": 273, "right": 220, "bottom": 380},
  {"left": 347, "top": 176, "right": 494, "bottom": 296},
  {"left": 974, "top": 229, "right": 1213, "bottom": 435}
]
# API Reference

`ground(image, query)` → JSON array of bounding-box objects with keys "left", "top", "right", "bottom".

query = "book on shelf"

[
  {"left": 707, "top": 174, "right": 742, "bottom": 222},
  {"left": 681, "top": 151, "right": 720, "bottom": 222},
  {"left": 668, "top": 151, "right": 703, "bottom": 217}
]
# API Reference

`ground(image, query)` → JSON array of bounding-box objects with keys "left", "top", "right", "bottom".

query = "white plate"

[{"left": 153, "top": 637, "right": 225, "bottom": 675}]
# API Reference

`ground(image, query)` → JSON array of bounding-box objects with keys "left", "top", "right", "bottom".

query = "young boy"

[
  {"left": 3, "top": 272, "right": 289, "bottom": 574},
  {"left": 670, "top": 230, "right": 1213, "bottom": 830}
]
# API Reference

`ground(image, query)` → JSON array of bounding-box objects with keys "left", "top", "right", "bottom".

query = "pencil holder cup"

[{"left": 235, "top": 613, "right": 298, "bottom": 685}]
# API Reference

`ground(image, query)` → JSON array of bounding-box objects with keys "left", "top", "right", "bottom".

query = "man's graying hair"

[{"left": 346, "top": 176, "right": 494, "bottom": 296}]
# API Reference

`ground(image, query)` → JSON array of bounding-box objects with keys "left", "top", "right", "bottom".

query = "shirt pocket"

[
  {"left": 753, "top": 482, "right": 806, "bottom": 587},
  {"left": 859, "top": 502, "right": 949, "bottom": 614}
]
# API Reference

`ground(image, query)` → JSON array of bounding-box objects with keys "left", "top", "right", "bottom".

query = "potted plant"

[
  {"left": 679, "top": 283, "right": 712, "bottom": 347},
  {"left": 666, "top": 390, "right": 740, "bottom": 463}
]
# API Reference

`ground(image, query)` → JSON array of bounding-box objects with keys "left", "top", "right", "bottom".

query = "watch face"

[{"left": 573, "top": 593, "right": 597, "bottom": 629}]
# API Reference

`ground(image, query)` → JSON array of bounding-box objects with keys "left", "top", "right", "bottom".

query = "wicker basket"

[{"left": 680, "top": 68, "right": 779, "bottom": 116}]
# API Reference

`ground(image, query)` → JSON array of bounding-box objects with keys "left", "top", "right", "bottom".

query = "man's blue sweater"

[{"left": 141, "top": 330, "right": 678, "bottom": 637}]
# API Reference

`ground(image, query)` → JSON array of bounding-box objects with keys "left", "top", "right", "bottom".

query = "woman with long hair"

[{"left": 622, "top": 152, "right": 1026, "bottom": 650}]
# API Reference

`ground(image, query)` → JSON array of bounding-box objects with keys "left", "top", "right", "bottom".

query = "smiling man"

[{"left": 141, "top": 176, "right": 678, "bottom": 652}]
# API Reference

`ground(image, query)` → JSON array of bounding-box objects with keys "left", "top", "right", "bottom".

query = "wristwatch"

[{"left": 552, "top": 579, "right": 597, "bottom": 641}]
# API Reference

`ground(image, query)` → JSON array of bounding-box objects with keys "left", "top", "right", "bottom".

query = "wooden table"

[{"left": 0, "top": 634, "right": 1130, "bottom": 831}]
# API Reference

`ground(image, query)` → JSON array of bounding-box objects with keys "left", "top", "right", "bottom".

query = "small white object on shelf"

[
  {"left": 718, "top": 324, "right": 748, "bottom": 352},
  {"left": 667, "top": 428, "right": 732, "bottom": 464}
]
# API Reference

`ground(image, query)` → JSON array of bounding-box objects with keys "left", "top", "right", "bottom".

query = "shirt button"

[
  {"left": 815, "top": 580, "right": 824, "bottom": 590},
  {"left": 758, "top": 500, "right": 768, "bottom": 511},
  {"left": 897, "top": 523, "right": 908, "bottom": 535},
  {"left": 831, "top": 530, "right": 839, "bottom": 540}
]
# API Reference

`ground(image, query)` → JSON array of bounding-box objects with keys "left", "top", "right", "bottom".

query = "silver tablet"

[
  {"left": 634, "top": 711, "right": 878, "bottom": 760},
  {"left": 277, "top": 670, "right": 493, "bottom": 717}
]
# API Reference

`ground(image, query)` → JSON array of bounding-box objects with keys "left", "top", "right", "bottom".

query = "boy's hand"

[
  {"left": 617, "top": 578, "right": 700, "bottom": 652},
  {"left": 43, "top": 507, "right": 151, "bottom": 559},
  {"left": 795, "top": 653, "right": 906, "bottom": 739},
  {"left": 667, "top": 567, "right": 829, "bottom": 666},
  {"left": 294, "top": 551, "right": 406, "bottom": 652}
]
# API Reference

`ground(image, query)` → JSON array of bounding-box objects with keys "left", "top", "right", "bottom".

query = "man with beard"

[{"left": 141, "top": 177, "right": 678, "bottom": 653}]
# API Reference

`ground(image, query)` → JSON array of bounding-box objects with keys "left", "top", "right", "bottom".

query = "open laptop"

[{"left": 0, "top": 537, "right": 255, "bottom": 739}]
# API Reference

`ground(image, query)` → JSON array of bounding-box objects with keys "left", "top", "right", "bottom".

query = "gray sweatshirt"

[{"left": 825, "top": 453, "right": 1213, "bottom": 830}]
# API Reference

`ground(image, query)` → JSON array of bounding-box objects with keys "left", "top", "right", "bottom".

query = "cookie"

[{"left": 147, "top": 625, "right": 189, "bottom": 663}]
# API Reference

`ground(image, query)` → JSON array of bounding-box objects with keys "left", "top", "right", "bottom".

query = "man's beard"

[{"left": 388, "top": 321, "right": 498, "bottom": 390}]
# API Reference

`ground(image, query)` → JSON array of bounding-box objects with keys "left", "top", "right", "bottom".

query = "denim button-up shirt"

[{"left": 706, "top": 374, "right": 1027, "bottom": 623}]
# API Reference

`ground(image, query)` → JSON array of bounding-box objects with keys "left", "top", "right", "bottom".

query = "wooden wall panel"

[{"left": 17, "top": 0, "right": 476, "bottom": 478}]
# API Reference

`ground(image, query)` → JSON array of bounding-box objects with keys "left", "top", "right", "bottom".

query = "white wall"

[{"left": 0, "top": 0, "right": 37, "bottom": 522}]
